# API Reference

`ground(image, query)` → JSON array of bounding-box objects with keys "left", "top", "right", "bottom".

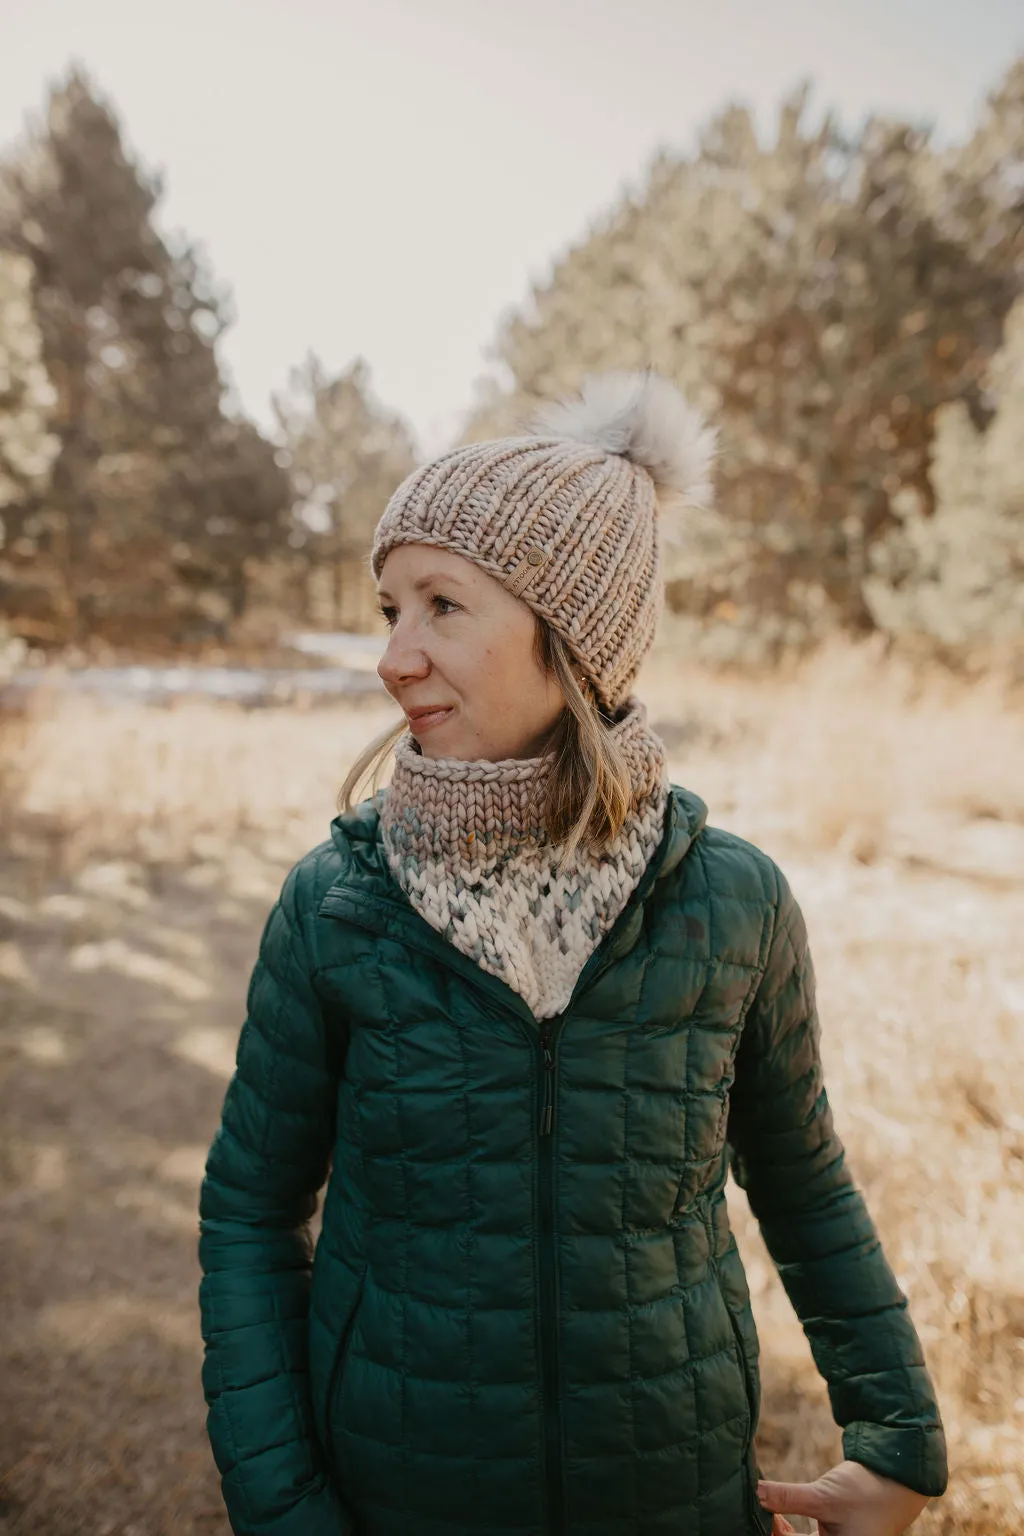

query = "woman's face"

[{"left": 376, "top": 543, "right": 565, "bottom": 760}]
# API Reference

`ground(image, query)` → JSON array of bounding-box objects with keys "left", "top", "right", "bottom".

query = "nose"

[{"left": 377, "top": 626, "right": 430, "bottom": 691}]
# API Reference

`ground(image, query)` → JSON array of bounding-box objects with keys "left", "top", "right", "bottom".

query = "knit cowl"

[{"left": 379, "top": 696, "right": 670, "bottom": 1018}]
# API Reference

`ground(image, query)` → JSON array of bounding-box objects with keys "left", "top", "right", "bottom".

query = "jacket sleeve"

[
  {"left": 198, "top": 861, "right": 355, "bottom": 1536},
  {"left": 726, "top": 861, "right": 948, "bottom": 1499}
]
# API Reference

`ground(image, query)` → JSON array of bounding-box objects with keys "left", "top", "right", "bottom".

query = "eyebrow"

[{"left": 376, "top": 571, "right": 470, "bottom": 601}]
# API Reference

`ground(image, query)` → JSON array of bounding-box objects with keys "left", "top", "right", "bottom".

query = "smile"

[{"left": 405, "top": 707, "right": 454, "bottom": 733}]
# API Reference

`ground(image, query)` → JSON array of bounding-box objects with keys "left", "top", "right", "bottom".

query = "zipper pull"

[{"left": 540, "top": 1035, "right": 555, "bottom": 1137}]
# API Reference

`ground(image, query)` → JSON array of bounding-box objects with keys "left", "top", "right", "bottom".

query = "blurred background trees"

[
  {"left": 864, "top": 294, "right": 1024, "bottom": 662},
  {"left": 270, "top": 354, "right": 417, "bottom": 633},
  {"left": 466, "top": 58, "right": 1023, "bottom": 667},
  {"left": 0, "top": 250, "right": 59, "bottom": 540},
  {"left": 0, "top": 69, "right": 288, "bottom": 645},
  {"left": 0, "top": 57, "right": 1020, "bottom": 666},
  {"left": 0, "top": 68, "right": 417, "bottom": 653}
]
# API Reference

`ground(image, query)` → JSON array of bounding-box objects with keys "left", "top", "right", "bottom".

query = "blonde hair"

[{"left": 337, "top": 622, "right": 635, "bottom": 865}]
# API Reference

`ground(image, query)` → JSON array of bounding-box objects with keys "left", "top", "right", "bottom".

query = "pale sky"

[{"left": 1, "top": 0, "right": 1021, "bottom": 455}]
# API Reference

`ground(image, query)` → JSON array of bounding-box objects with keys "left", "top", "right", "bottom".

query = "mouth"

[{"left": 404, "top": 705, "right": 455, "bottom": 734}]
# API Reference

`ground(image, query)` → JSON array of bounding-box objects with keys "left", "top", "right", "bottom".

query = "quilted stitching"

[{"left": 198, "top": 787, "right": 948, "bottom": 1535}]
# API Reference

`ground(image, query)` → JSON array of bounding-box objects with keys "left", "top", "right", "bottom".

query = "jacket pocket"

[
  {"left": 701, "top": 1202, "right": 774, "bottom": 1536},
  {"left": 728, "top": 1309, "right": 774, "bottom": 1536},
  {"left": 324, "top": 1264, "right": 368, "bottom": 1453}
]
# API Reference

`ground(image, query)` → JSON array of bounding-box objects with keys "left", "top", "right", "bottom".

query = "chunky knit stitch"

[{"left": 380, "top": 697, "right": 669, "bottom": 1019}]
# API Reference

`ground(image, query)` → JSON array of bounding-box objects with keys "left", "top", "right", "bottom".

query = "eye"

[{"left": 374, "top": 592, "right": 457, "bottom": 629}]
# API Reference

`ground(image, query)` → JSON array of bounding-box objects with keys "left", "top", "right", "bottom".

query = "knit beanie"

[{"left": 370, "top": 371, "right": 716, "bottom": 712}]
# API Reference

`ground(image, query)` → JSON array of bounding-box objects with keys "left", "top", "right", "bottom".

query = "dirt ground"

[
  {"left": 1, "top": 645, "right": 1022, "bottom": 1535},
  {"left": 0, "top": 844, "right": 274, "bottom": 1534}
]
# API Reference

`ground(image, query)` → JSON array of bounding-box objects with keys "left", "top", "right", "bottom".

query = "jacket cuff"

[{"left": 843, "top": 1420, "right": 949, "bottom": 1499}]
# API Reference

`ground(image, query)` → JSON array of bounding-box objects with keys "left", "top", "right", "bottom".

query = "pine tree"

[
  {"left": 864, "top": 295, "right": 1024, "bottom": 667},
  {"left": 272, "top": 354, "right": 417, "bottom": 629},
  {"left": 0, "top": 251, "right": 60, "bottom": 588},
  {"left": 0, "top": 66, "right": 287, "bottom": 645},
  {"left": 464, "top": 67, "right": 1021, "bottom": 660}
]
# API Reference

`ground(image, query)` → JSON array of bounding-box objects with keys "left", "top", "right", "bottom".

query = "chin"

[
  {"left": 419, "top": 739, "right": 472, "bottom": 761},
  {"left": 410, "top": 713, "right": 528, "bottom": 762},
  {"left": 416, "top": 723, "right": 490, "bottom": 761}
]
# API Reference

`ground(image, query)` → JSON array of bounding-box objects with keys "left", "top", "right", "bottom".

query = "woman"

[{"left": 198, "top": 373, "right": 947, "bottom": 1535}]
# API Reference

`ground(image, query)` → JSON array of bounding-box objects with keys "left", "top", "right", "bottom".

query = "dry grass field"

[{"left": 1, "top": 639, "right": 1022, "bottom": 1535}]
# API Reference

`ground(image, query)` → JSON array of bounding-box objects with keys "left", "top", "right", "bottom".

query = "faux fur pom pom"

[{"left": 531, "top": 371, "right": 717, "bottom": 532}]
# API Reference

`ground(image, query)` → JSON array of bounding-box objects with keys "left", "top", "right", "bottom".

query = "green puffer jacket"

[{"left": 198, "top": 785, "right": 947, "bottom": 1536}]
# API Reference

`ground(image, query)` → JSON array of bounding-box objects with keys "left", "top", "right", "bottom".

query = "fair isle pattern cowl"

[{"left": 380, "top": 697, "right": 670, "bottom": 1019}]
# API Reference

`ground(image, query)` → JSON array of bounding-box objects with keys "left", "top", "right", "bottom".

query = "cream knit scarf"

[{"left": 380, "top": 697, "right": 669, "bottom": 1019}]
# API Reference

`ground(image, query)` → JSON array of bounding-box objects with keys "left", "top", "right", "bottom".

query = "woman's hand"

[{"left": 757, "top": 1459, "right": 931, "bottom": 1534}]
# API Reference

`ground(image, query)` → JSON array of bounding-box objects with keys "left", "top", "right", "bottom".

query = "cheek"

[
  {"left": 473, "top": 635, "right": 516, "bottom": 681},
  {"left": 492, "top": 640, "right": 549, "bottom": 709},
  {"left": 485, "top": 646, "right": 512, "bottom": 678},
  {"left": 449, "top": 613, "right": 545, "bottom": 708}
]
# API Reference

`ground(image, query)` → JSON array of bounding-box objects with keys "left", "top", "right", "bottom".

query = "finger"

[
  {"left": 771, "top": 1517, "right": 797, "bottom": 1535},
  {"left": 757, "top": 1480, "right": 831, "bottom": 1521}
]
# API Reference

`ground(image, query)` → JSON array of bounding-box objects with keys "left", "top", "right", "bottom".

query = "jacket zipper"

[
  {"left": 539, "top": 1021, "right": 555, "bottom": 1137},
  {"left": 318, "top": 801, "right": 688, "bottom": 1536},
  {"left": 536, "top": 1013, "right": 564, "bottom": 1534}
]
